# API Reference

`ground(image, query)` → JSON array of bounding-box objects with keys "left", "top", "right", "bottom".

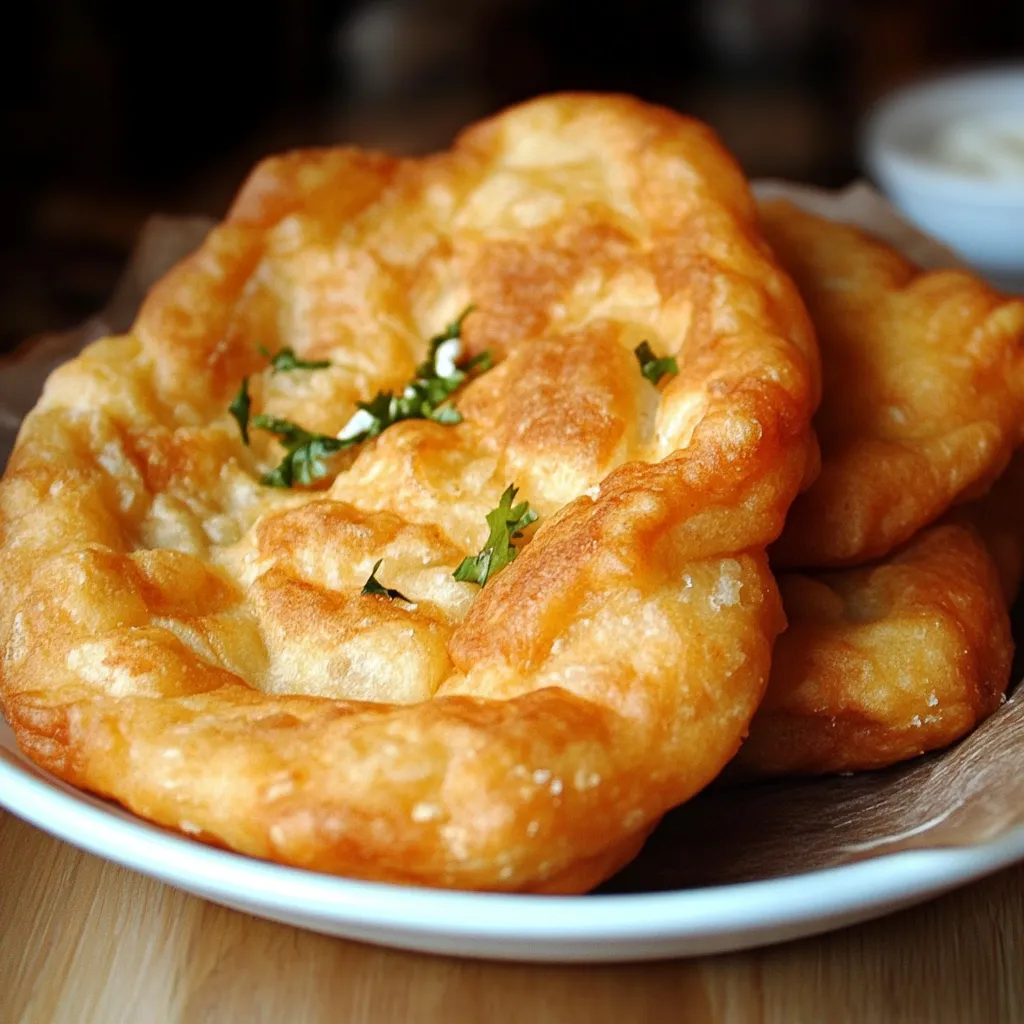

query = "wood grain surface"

[{"left": 1, "top": 809, "right": 1022, "bottom": 1024}]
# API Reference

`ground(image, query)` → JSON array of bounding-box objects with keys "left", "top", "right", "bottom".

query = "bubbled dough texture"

[
  {"left": 741, "top": 451, "right": 1024, "bottom": 780},
  {"left": 739, "top": 521, "right": 1014, "bottom": 777},
  {"left": 0, "top": 95, "right": 818, "bottom": 891},
  {"left": 741, "top": 202, "right": 1024, "bottom": 777},
  {"left": 763, "top": 200, "right": 1024, "bottom": 569}
]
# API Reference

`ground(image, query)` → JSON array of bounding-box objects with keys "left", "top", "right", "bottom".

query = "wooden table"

[{"left": 2, "top": 809, "right": 1021, "bottom": 1023}]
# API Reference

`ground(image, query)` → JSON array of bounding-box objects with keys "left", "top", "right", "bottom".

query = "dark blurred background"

[{"left": 2, "top": 0, "right": 1022, "bottom": 352}]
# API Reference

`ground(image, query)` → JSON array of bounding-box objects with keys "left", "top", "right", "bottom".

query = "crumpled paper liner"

[{"left": 1, "top": 183, "right": 1021, "bottom": 891}]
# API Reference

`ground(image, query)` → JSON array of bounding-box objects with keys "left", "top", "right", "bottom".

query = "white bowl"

[{"left": 862, "top": 65, "right": 1024, "bottom": 289}]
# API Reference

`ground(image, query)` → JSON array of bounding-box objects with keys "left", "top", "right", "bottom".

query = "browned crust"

[
  {"left": 738, "top": 523, "right": 1013, "bottom": 778},
  {"left": 763, "top": 200, "right": 1024, "bottom": 569}
]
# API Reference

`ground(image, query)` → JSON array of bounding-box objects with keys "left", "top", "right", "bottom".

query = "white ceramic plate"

[{"left": 3, "top": 717, "right": 1024, "bottom": 962}]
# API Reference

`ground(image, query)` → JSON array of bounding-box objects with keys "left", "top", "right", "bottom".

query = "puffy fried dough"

[
  {"left": 0, "top": 95, "right": 818, "bottom": 890},
  {"left": 737, "top": 522, "right": 1013, "bottom": 778},
  {"left": 762, "top": 200, "right": 1024, "bottom": 569}
]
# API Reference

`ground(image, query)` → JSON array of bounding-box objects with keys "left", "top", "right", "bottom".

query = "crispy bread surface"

[
  {"left": 0, "top": 95, "right": 818, "bottom": 890},
  {"left": 739, "top": 518, "right": 1015, "bottom": 778},
  {"left": 762, "top": 200, "right": 1024, "bottom": 569}
]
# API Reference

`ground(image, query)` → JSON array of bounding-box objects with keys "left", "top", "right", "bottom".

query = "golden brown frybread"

[
  {"left": 737, "top": 518, "right": 1015, "bottom": 778},
  {"left": 736, "top": 199, "right": 1024, "bottom": 778},
  {"left": 762, "top": 200, "right": 1024, "bottom": 570},
  {"left": 0, "top": 94, "right": 819, "bottom": 891}
]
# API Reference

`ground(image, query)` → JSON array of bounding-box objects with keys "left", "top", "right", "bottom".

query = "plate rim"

[{"left": 3, "top": 738, "right": 1024, "bottom": 948}]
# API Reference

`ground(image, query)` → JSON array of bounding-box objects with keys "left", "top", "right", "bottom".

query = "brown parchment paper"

[{"left": 1, "top": 184, "right": 1021, "bottom": 891}]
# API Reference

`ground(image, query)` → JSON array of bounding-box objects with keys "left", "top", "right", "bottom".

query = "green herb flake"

[
  {"left": 634, "top": 341, "right": 679, "bottom": 387},
  {"left": 360, "top": 559, "right": 411, "bottom": 602},
  {"left": 259, "top": 345, "right": 331, "bottom": 374},
  {"left": 428, "top": 402, "right": 463, "bottom": 425},
  {"left": 229, "top": 377, "right": 252, "bottom": 445},
  {"left": 252, "top": 413, "right": 346, "bottom": 488},
  {"left": 463, "top": 350, "right": 493, "bottom": 374},
  {"left": 453, "top": 484, "right": 538, "bottom": 587},
  {"left": 247, "top": 307, "right": 491, "bottom": 488},
  {"left": 339, "top": 306, "right": 489, "bottom": 446}
]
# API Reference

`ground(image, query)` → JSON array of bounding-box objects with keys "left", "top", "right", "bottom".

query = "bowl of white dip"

[{"left": 862, "top": 66, "right": 1024, "bottom": 289}]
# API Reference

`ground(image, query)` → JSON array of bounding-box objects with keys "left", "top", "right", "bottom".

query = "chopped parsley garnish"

[
  {"left": 360, "top": 559, "right": 411, "bottom": 602},
  {"left": 258, "top": 345, "right": 331, "bottom": 374},
  {"left": 229, "top": 377, "right": 252, "bottom": 445},
  {"left": 453, "top": 485, "right": 537, "bottom": 587},
  {"left": 251, "top": 414, "right": 346, "bottom": 488},
  {"left": 237, "top": 307, "right": 490, "bottom": 487},
  {"left": 229, "top": 346, "right": 329, "bottom": 446},
  {"left": 338, "top": 305, "right": 489, "bottom": 445},
  {"left": 634, "top": 341, "right": 679, "bottom": 386}
]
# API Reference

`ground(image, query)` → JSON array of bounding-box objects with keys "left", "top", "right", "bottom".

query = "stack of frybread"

[{"left": 741, "top": 200, "right": 1024, "bottom": 777}]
